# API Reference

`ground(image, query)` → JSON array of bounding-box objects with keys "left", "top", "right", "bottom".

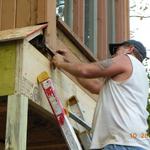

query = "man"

[{"left": 52, "top": 40, "right": 150, "bottom": 150}]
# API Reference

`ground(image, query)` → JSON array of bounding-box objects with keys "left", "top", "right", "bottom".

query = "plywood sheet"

[
  {"left": 18, "top": 40, "right": 96, "bottom": 127},
  {"left": 0, "top": 41, "right": 17, "bottom": 96}
]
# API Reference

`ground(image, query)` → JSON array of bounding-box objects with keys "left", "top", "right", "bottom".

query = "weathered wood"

[
  {"left": 0, "top": 41, "right": 17, "bottom": 96},
  {"left": 16, "top": 0, "right": 30, "bottom": 27},
  {"left": 1, "top": 0, "right": 16, "bottom": 30},
  {"left": 18, "top": 40, "right": 96, "bottom": 127},
  {"left": 5, "top": 94, "right": 28, "bottom": 150}
]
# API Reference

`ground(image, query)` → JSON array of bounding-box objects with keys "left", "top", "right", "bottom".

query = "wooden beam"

[
  {"left": 115, "top": 0, "right": 130, "bottom": 42},
  {"left": 45, "top": 0, "right": 57, "bottom": 49},
  {"left": 73, "top": 0, "right": 84, "bottom": 41},
  {"left": 97, "top": 0, "right": 108, "bottom": 59},
  {"left": 5, "top": 94, "right": 28, "bottom": 150},
  {"left": 1, "top": 0, "right": 16, "bottom": 30}
]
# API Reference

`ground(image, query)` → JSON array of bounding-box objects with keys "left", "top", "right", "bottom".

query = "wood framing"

[
  {"left": 45, "top": 0, "right": 57, "bottom": 49},
  {"left": 115, "top": 0, "right": 130, "bottom": 42},
  {"left": 5, "top": 94, "right": 28, "bottom": 150}
]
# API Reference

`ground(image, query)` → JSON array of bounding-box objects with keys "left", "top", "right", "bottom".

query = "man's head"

[{"left": 109, "top": 40, "right": 146, "bottom": 62}]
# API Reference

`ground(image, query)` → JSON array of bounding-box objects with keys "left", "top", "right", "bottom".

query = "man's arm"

[
  {"left": 76, "top": 77, "right": 106, "bottom": 94},
  {"left": 52, "top": 53, "right": 128, "bottom": 78}
]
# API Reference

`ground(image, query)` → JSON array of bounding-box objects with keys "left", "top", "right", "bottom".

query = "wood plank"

[
  {"left": 30, "top": 0, "right": 37, "bottom": 25},
  {"left": 37, "top": 0, "right": 46, "bottom": 24},
  {"left": 57, "top": 19, "right": 97, "bottom": 62},
  {"left": 0, "top": 41, "right": 17, "bottom": 96},
  {"left": 57, "top": 29, "right": 91, "bottom": 63},
  {"left": 16, "top": 0, "right": 30, "bottom": 27},
  {"left": 17, "top": 40, "right": 96, "bottom": 128},
  {"left": 97, "top": 0, "right": 108, "bottom": 59},
  {"left": 73, "top": 0, "right": 84, "bottom": 41},
  {"left": 115, "top": 0, "right": 129, "bottom": 41},
  {"left": 5, "top": 94, "right": 28, "bottom": 150},
  {"left": 0, "top": 24, "right": 47, "bottom": 42},
  {"left": 1, "top": 0, "right": 16, "bottom": 30},
  {"left": 45, "top": 0, "right": 57, "bottom": 49}
]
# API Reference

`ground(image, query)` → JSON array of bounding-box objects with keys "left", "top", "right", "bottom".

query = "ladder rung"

[{"left": 68, "top": 111, "right": 91, "bottom": 131}]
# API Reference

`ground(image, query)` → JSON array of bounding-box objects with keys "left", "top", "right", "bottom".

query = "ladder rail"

[{"left": 38, "top": 72, "right": 82, "bottom": 150}]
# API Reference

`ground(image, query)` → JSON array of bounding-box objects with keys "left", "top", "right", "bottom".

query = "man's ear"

[{"left": 128, "top": 46, "right": 134, "bottom": 54}]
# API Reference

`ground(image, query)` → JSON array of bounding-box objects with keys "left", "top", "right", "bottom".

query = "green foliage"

[
  {"left": 144, "top": 58, "right": 150, "bottom": 135},
  {"left": 147, "top": 93, "right": 150, "bottom": 136}
]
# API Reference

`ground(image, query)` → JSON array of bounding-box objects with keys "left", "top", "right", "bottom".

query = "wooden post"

[
  {"left": 115, "top": 0, "right": 130, "bottom": 42},
  {"left": 97, "top": 0, "right": 108, "bottom": 59},
  {"left": 5, "top": 94, "right": 28, "bottom": 150},
  {"left": 73, "top": 0, "right": 84, "bottom": 41},
  {"left": 45, "top": 0, "right": 57, "bottom": 50}
]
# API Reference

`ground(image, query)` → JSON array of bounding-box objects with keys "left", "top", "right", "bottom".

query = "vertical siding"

[
  {"left": 115, "top": 0, "right": 130, "bottom": 41},
  {"left": 30, "top": 0, "right": 37, "bottom": 25},
  {"left": 37, "top": 0, "right": 47, "bottom": 24},
  {"left": 0, "top": 0, "right": 47, "bottom": 30},
  {"left": 97, "top": 0, "right": 108, "bottom": 59},
  {"left": 73, "top": 0, "right": 84, "bottom": 41},
  {"left": 1, "top": 0, "right": 16, "bottom": 30},
  {"left": 16, "top": 0, "right": 31, "bottom": 27}
]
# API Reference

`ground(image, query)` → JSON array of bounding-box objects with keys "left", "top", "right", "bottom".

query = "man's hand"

[{"left": 52, "top": 53, "right": 65, "bottom": 68}]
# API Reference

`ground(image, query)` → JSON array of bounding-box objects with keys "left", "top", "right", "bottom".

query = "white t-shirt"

[{"left": 90, "top": 55, "right": 150, "bottom": 150}]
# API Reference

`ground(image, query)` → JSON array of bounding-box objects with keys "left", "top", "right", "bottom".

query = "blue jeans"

[{"left": 103, "top": 144, "right": 145, "bottom": 150}]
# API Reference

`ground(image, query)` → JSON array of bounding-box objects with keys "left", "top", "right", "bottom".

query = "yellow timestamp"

[{"left": 130, "top": 133, "right": 150, "bottom": 139}]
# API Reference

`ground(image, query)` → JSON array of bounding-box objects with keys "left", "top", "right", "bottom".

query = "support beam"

[
  {"left": 5, "top": 94, "right": 28, "bottom": 150},
  {"left": 97, "top": 0, "right": 108, "bottom": 59},
  {"left": 45, "top": 0, "right": 57, "bottom": 49},
  {"left": 115, "top": 0, "right": 130, "bottom": 42}
]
